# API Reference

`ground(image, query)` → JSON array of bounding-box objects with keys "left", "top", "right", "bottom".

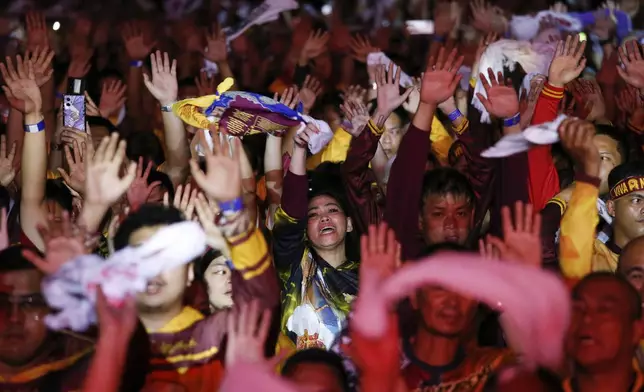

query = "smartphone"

[{"left": 63, "top": 78, "right": 86, "bottom": 132}]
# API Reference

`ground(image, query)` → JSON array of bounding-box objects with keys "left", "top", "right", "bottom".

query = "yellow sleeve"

[
  {"left": 559, "top": 181, "right": 599, "bottom": 279},
  {"left": 430, "top": 116, "right": 455, "bottom": 166},
  {"left": 306, "top": 127, "right": 353, "bottom": 169},
  {"left": 226, "top": 226, "right": 271, "bottom": 280}
]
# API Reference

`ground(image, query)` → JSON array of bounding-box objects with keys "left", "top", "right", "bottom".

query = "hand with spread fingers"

[
  {"left": 617, "top": 40, "right": 644, "bottom": 90},
  {"left": 189, "top": 133, "right": 242, "bottom": 204},
  {"left": 84, "top": 133, "right": 137, "bottom": 208},
  {"left": 299, "top": 75, "right": 323, "bottom": 114},
  {"left": 126, "top": 157, "right": 162, "bottom": 210},
  {"left": 273, "top": 86, "right": 300, "bottom": 110},
  {"left": 143, "top": 51, "right": 178, "bottom": 107},
  {"left": 225, "top": 300, "right": 272, "bottom": 367},
  {"left": 99, "top": 80, "right": 127, "bottom": 119},
  {"left": 299, "top": 29, "right": 329, "bottom": 66},
  {"left": 121, "top": 21, "right": 157, "bottom": 62},
  {"left": 203, "top": 24, "right": 228, "bottom": 64},
  {"left": 419, "top": 47, "right": 464, "bottom": 105},
  {"left": 476, "top": 68, "right": 520, "bottom": 119},
  {"left": 58, "top": 138, "right": 91, "bottom": 194},
  {"left": 373, "top": 63, "right": 414, "bottom": 126},
  {"left": 0, "top": 56, "right": 43, "bottom": 114},
  {"left": 548, "top": 34, "right": 587, "bottom": 88},
  {"left": 22, "top": 211, "right": 98, "bottom": 275},
  {"left": 24, "top": 46, "right": 54, "bottom": 87},
  {"left": 484, "top": 201, "right": 542, "bottom": 268},
  {"left": 164, "top": 183, "right": 199, "bottom": 220},
  {"left": 340, "top": 97, "right": 370, "bottom": 137}
]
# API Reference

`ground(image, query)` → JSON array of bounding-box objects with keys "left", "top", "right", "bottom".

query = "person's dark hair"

[
  {"left": 113, "top": 204, "right": 184, "bottom": 251},
  {"left": 416, "top": 242, "right": 470, "bottom": 259},
  {"left": 595, "top": 124, "right": 628, "bottom": 164},
  {"left": 46, "top": 178, "right": 74, "bottom": 212},
  {"left": 573, "top": 272, "right": 642, "bottom": 321},
  {"left": 125, "top": 131, "right": 166, "bottom": 166},
  {"left": 147, "top": 169, "right": 175, "bottom": 201},
  {"left": 0, "top": 245, "right": 42, "bottom": 271},
  {"left": 420, "top": 167, "right": 475, "bottom": 209},
  {"left": 87, "top": 115, "right": 119, "bottom": 134},
  {"left": 608, "top": 161, "right": 644, "bottom": 192},
  {"left": 178, "top": 77, "right": 197, "bottom": 90},
  {"left": 193, "top": 248, "right": 225, "bottom": 284},
  {"left": 281, "top": 348, "right": 350, "bottom": 391}
]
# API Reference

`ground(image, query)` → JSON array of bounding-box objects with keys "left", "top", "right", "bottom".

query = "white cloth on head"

[
  {"left": 367, "top": 52, "right": 414, "bottom": 87},
  {"left": 42, "top": 221, "right": 207, "bottom": 332},
  {"left": 472, "top": 40, "right": 553, "bottom": 124},
  {"left": 352, "top": 252, "right": 570, "bottom": 371},
  {"left": 480, "top": 114, "right": 568, "bottom": 158}
]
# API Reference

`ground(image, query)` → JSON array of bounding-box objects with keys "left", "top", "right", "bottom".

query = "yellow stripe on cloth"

[{"left": 172, "top": 78, "right": 235, "bottom": 130}]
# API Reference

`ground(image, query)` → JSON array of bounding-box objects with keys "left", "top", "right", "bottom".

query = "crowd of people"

[{"left": 0, "top": 0, "right": 644, "bottom": 390}]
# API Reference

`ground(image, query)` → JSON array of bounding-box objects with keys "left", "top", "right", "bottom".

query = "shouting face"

[{"left": 306, "top": 195, "right": 353, "bottom": 250}]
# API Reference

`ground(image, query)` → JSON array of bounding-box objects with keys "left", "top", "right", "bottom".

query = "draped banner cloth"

[{"left": 173, "top": 77, "right": 334, "bottom": 154}]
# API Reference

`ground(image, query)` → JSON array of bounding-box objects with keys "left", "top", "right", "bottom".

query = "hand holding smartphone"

[{"left": 63, "top": 78, "right": 86, "bottom": 132}]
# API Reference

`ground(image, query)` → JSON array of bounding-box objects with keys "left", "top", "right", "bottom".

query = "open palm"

[
  {"left": 0, "top": 57, "right": 42, "bottom": 114},
  {"left": 190, "top": 131, "right": 242, "bottom": 203},
  {"left": 420, "top": 47, "right": 464, "bottom": 104},
  {"left": 476, "top": 68, "right": 519, "bottom": 118},
  {"left": 143, "top": 51, "right": 178, "bottom": 106}
]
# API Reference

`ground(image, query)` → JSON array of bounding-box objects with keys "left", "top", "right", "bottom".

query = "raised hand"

[
  {"left": 342, "top": 85, "right": 368, "bottom": 105},
  {"left": 143, "top": 51, "right": 178, "bottom": 106},
  {"left": 22, "top": 211, "right": 98, "bottom": 275},
  {"left": 126, "top": 157, "right": 161, "bottom": 210},
  {"left": 484, "top": 201, "right": 542, "bottom": 268},
  {"left": 558, "top": 118, "right": 600, "bottom": 177},
  {"left": 24, "top": 46, "right": 54, "bottom": 87},
  {"left": 299, "top": 75, "right": 323, "bottom": 114},
  {"left": 203, "top": 24, "right": 228, "bottom": 64},
  {"left": 579, "top": 79, "right": 606, "bottom": 121},
  {"left": 340, "top": 97, "right": 370, "bottom": 137},
  {"left": 225, "top": 300, "right": 272, "bottom": 367},
  {"left": 163, "top": 183, "right": 198, "bottom": 220},
  {"left": 419, "top": 47, "right": 464, "bottom": 105},
  {"left": 519, "top": 75, "right": 545, "bottom": 129},
  {"left": 548, "top": 34, "right": 586, "bottom": 88},
  {"left": 273, "top": 86, "right": 300, "bottom": 110},
  {"left": 195, "top": 71, "right": 216, "bottom": 96},
  {"left": 374, "top": 63, "right": 414, "bottom": 124},
  {"left": 360, "top": 222, "right": 400, "bottom": 281},
  {"left": 121, "top": 22, "right": 157, "bottom": 61},
  {"left": 349, "top": 35, "right": 379, "bottom": 63},
  {"left": 85, "top": 133, "right": 137, "bottom": 208},
  {"left": 25, "top": 11, "right": 49, "bottom": 51},
  {"left": 95, "top": 287, "right": 138, "bottom": 339},
  {"left": 58, "top": 138, "right": 91, "bottom": 194},
  {"left": 476, "top": 68, "right": 520, "bottom": 119},
  {"left": 470, "top": 0, "right": 508, "bottom": 34},
  {"left": 617, "top": 40, "right": 644, "bottom": 90},
  {"left": 99, "top": 80, "right": 127, "bottom": 118},
  {"left": 0, "top": 135, "right": 16, "bottom": 187},
  {"left": 299, "top": 29, "right": 329, "bottom": 65},
  {"left": 67, "top": 43, "right": 94, "bottom": 79},
  {"left": 189, "top": 133, "right": 242, "bottom": 203},
  {"left": 0, "top": 56, "right": 42, "bottom": 114},
  {"left": 194, "top": 193, "right": 229, "bottom": 255}
]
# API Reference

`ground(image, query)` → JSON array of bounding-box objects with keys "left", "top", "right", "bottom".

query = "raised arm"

[
  {"left": 557, "top": 119, "right": 601, "bottom": 279},
  {"left": 385, "top": 47, "right": 463, "bottom": 260},
  {"left": 1, "top": 56, "right": 49, "bottom": 250},
  {"left": 143, "top": 51, "right": 190, "bottom": 187}
]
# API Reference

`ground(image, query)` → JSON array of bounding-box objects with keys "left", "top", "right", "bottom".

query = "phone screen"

[{"left": 63, "top": 78, "right": 86, "bottom": 132}]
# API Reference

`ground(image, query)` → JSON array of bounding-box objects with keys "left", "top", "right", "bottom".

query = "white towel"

[
  {"left": 42, "top": 221, "right": 207, "bottom": 332},
  {"left": 367, "top": 52, "right": 414, "bottom": 87}
]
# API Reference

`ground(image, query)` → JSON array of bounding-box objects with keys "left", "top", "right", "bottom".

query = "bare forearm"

[
  {"left": 7, "top": 108, "right": 23, "bottom": 169},
  {"left": 22, "top": 112, "right": 47, "bottom": 202},
  {"left": 161, "top": 112, "right": 189, "bottom": 185}
]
